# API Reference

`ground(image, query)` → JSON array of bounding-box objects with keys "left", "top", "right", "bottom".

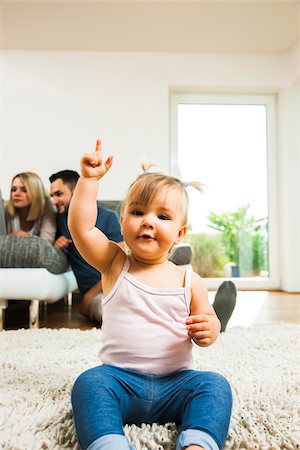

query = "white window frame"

[{"left": 170, "top": 92, "right": 279, "bottom": 290}]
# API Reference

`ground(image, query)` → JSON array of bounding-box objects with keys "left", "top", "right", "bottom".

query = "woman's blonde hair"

[
  {"left": 6, "top": 172, "right": 49, "bottom": 221},
  {"left": 122, "top": 163, "right": 203, "bottom": 225}
]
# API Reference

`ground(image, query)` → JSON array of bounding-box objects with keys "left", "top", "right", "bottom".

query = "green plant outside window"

[{"left": 186, "top": 204, "right": 268, "bottom": 278}]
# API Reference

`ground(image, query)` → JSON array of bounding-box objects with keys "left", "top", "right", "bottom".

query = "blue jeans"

[{"left": 71, "top": 365, "right": 232, "bottom": 450}]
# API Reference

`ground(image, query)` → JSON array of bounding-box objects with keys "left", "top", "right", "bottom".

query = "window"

[{"left": 170, "top": 93, "right": 279, "bottom": 289}]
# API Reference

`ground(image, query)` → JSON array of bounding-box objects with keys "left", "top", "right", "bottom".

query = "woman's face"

[{"left": 11, "top": 176, "right": 31, "bottom": 209}]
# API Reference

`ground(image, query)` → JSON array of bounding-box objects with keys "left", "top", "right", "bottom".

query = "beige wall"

[{"left": 1, "top": 2, "right": 298, "bottom": 53}]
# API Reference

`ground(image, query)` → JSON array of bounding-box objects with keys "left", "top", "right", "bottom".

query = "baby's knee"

[
  {"left": 208, "top": 371, "right": 231, "bottom": 389},
  {"left": 207, "top": 372, "right": 232, "bottom": 401},
  {"left": 71, "top": 366, "right": 107, "bottom": 404},
  {"left": 192, "top": 371, "right": 232, "bottom": 405}
]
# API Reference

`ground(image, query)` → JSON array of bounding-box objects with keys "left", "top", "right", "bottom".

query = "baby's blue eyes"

[
  {"left": 130, "top": 210, "right": 169, "bottom": 220},
  {"left": 158, "top": 214, "right": 169, "bottom": 221}
]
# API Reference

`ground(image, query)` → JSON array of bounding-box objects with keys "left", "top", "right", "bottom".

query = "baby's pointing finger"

[
  {"left": 92, "top": 140, "right": 102, "bottom": 166},
  {"left": 95, "top": 139, "right": 101, "bottom": 152}
]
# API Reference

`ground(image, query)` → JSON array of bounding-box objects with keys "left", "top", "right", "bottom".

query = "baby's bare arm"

[{"left": 186, "top": 273, "right": 220, "bottom": 347}]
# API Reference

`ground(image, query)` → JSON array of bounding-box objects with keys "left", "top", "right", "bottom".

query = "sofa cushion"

[
  {"left": 169, "top": 243, "right": 193, "bottom": 266},
  {"left": 0, "top": 236, "right": 69, "bottom": 274}
]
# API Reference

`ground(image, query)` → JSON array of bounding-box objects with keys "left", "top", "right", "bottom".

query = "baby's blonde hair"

[
  {"left": 122, "top": 163, "right": 203, "bottom": 224},
  {"left": 7, "top": 172, "right": 49, "bottom": 221}
]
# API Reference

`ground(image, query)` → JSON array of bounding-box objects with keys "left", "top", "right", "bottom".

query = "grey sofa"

[{"left": 0, "top": 236, "right": 78, "bottom": 330}]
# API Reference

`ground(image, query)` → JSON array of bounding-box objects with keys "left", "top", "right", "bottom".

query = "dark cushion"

[
  {"left": 169, "top": 244, "right": 193, "bottom": 265},
  {"left": 0, "top": 236, "right": 69, "bottom": 274}
]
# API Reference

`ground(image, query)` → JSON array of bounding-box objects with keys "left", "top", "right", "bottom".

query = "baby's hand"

[
  {"left": 80, "top": 139, "right": 113, "bottom": 180},
  {"left": 186, "top": 314, "right": 220, "bottom": 347}
]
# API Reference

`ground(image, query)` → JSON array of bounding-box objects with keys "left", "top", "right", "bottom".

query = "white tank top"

[{"left": 100, "top": 257, "right": 194, "bottom": 375}]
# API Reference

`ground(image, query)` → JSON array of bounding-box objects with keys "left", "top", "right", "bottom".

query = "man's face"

[{"left": 50, "top": 179, "right": 73, "bottom": 214}]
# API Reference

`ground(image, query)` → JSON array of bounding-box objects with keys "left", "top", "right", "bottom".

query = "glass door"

[{"left": 170, "top": 93, "right": 279, "bottom": 290}]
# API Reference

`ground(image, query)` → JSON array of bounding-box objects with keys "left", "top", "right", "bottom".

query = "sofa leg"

[
  {"left": 64, "top": 292, "right": 73, "bottom": 308},
  {"left": 0, "top": 299, "right": 8, "bottom": 331},
  {"left": 30, "top": 300, "right": 39, "bottom": 329},
  {"left": 0, "top": 308, "right": 4, "bottom": 331}
]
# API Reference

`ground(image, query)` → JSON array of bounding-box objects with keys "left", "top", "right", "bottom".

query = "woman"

[{"left": 5, "top": 172, "right": 56, "bottom": 243}]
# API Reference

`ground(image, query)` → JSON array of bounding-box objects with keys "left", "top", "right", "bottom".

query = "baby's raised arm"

[{"left": 68, "top": 140, "right": 123, "bottom": 274}]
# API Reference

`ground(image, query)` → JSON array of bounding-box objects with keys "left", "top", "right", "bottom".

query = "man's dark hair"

[{"left": 49, "top": 170, "right": 80, "bottom": 191}]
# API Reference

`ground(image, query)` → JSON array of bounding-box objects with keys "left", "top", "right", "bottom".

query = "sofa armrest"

[{"left": 0, "top": 235, "right": 69, "bottom": 274}]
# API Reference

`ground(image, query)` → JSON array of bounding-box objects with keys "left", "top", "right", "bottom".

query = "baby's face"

[{"left": 121, "top": 189, "right": 187, "bottom": 262}]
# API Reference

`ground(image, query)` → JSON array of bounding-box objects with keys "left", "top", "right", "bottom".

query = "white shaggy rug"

[{"left": 0, "top": 324, "right": 299, "bottom": 450}]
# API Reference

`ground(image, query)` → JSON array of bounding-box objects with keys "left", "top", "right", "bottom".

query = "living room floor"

[{"left": 3, "top": 290, "right": 300, "bottom": 331}]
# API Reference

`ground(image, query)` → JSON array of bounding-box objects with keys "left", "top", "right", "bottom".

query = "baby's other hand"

[
  {"left": 81, "top": 139, "right": 113, "bottom": 180},
  {"left": 186, "top": 314, "right": 220, "bottom": 347}
]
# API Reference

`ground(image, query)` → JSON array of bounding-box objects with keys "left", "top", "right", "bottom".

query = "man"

[{"left": 49, "top": 170, "right": 124, "bottom": 323}]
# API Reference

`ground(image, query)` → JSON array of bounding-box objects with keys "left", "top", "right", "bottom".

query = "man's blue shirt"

[{"left": 56, "top": 206, "right": 123, "bottom": 295}]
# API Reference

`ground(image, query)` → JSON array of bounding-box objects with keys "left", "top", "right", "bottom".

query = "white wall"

[
  {"left": 1, "top": 47, "right": 299, "bottom": 291},
  {"left": 0, "top": 50, "right": 3, "bottom": 190},
  {"left": 2, "top": 50, "right": 283, "bottom": 199},
  {"left": 0, "top": 5, "right": 3, "bottom": 188},
  {"left": 277, "top": 39, "right": 300, "bottom": 292},
  {"left": 278, "top": 85, "right": 300, "bottom": 292}
]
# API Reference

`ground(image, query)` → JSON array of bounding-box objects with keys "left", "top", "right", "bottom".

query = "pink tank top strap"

[
  {"left": 102, "top": 256, "right": 130, "bottom": 304},
  {"left": 122, "top": 255, "right": 131, "bottom": 274},
  {"left": 184, "top": 268, "right": 192, "bottom": 308}
]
